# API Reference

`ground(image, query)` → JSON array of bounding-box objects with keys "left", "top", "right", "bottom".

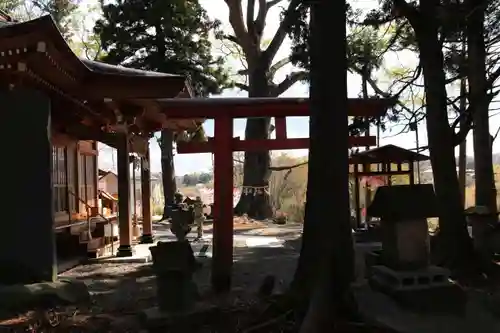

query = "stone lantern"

[
  {"left": 367, "top": 184, "right": 438, "bottom": 270},
  {"left": 465, "top": 206, "right": 500, "bottom": 257},
  {"left": 364, "top": 185, "right": 463, "bottom": 311}
]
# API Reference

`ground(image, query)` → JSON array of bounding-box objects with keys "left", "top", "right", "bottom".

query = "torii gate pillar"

[{"left": 211, "top": 116, "right": 234, "bottom": 293}]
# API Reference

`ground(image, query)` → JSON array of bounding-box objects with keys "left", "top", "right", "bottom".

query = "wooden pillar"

[
  {"left": 0, "top": 88, "right": 56, "bottom": 284},
  {"left": 140, "top": 146, "right": 154, "bottom": 243},
  {"left": 275, "top": 117, "right": 287, "bottom": 139},
  {"left": 354, "top": 164, "right": 361, "bottom": 228},
  {"left": 212, "top": 116, "right": 234, "bottom": 293},
  {"left": 117, "top": 133, "right": 134, "bottom": 257},
  {"left": 409, "top": 161, "right": 415, "bottom": 185}
]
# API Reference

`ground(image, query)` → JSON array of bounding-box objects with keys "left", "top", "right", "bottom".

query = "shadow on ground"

[{"left": 0, "top": 237, "right": 301, "bottom": 332}]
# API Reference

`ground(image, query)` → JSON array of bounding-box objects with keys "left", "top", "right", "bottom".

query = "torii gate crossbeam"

[{"left": 158, "top": 97, "right": 394, "bottom": 292}]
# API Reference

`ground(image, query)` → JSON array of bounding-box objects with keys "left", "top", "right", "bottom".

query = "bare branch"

[
  {"left": 262, "top": 0, "right": 301, "bottom": 67},
  {"left": 225, "top": 0, "right": 254, "bottom": 56},
  {"left": 234, "top": 158, "right": 308, "bottom": 171},
  {"left": 271, "top": 71, "right": 308, "bottom": 96},
  {"left": 235, "top": 83, "right": 250, "bottom": 91},
  {"left": 247, "top": 0, "right": 255, "bottom": 34},
  {"left": 269, "top": 161, "right": 308, "bottom": 171},
  {"left": 269, "top": 56, "right": 291, "bottom": 77}
]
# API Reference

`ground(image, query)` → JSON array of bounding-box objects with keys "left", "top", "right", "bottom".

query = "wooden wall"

[{"left": 52, "top": 131, "right": 98, "bottom": 228}]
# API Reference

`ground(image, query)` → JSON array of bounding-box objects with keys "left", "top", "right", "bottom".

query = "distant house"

[
  {"left": 98, "top": 169, "right": 163, "bottom": 216},
  {"left": 98, "top": 170, "right": 118, "bottom": 197}
]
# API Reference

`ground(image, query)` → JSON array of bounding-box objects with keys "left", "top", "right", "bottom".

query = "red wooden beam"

[
  {"left": 155, "top": 97, "right": 395, "bottom": 119},
  {"left": 274, "top": 117, "right": 287, "bottom": 139},
  {"left": 212, "top": 116, "right": 234, "bottom": 293},
  {"left": 176, "top": 136, "right": 376, "bottom": 154}
]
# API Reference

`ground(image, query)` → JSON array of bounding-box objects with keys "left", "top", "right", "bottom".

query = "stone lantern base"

[
  {"left": 369, "top": 265, "right": 451, "bottom": 292},
  {"left": 368, "top": 265, "right": 465, "bottom": 313}
]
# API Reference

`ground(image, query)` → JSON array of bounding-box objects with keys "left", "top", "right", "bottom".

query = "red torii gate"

[{"left": 156, "top": 97, "right": 394, "bottom": 292}]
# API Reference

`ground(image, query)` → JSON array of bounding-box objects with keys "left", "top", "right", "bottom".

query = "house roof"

[{"left": 98, "top": 169, "right": 117, "bottom": 180}]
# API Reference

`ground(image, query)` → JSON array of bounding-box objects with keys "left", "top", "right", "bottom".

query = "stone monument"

[
  {"left": 170, "top": 203, "right": 194, "bottom": 241},
  {"left": 366, "top": 184, "right": 457, "bottom": 307},
  {"left": 149, "top": 241, "right": 199, "bottom": 313},
  {"left": 465, "top": 206, "right": 500, "bottom": 262}
]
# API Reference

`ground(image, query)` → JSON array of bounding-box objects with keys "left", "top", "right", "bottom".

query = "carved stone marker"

[
  {"left": 170, "top": 204, "right": 193, "bottom": 241},
  {"left": 367, "top": 184, "right": 437, "bottom": 270},
  {"left": 366, "top": 184, "right": 457, "bottom": 303},
  {"left": 149, "top": 241, "right": 199, "bottom": 312},
  {"left": 465, "top": 206, "right": 500, "bottom": 258}
]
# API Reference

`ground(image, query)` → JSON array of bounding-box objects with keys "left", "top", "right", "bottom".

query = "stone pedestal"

[
  {"left": 381, "top": 218, "right": 430, "bottom": 270},
  {"left": 170, "top": 207, "right": 193, "bottom": 241},
  {"left": 150, "top": 241, "right": 199, "bottom": 312},
  {"left": 0, "top": 89, "right": 57, "bottom": 284},
  {"left": 365, "top": 185, "right": 460, "bottom": 309},
  {"left": 465, "top": 206, "right": 496, "bottom": 253}
]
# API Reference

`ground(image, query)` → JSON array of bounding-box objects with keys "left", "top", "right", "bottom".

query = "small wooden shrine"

[{"left": 349, "top": 144, "right": 430, "bottom": 227}]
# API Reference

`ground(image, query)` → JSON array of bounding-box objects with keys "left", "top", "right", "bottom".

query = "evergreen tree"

[
  {"left": 95, "top": 0, "right": 231, "bottom": 216},
  {"left": 95, "top": 0, "right": 229, "bottom": 96}
]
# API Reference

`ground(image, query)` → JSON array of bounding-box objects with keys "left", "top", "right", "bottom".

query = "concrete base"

[
  {"left": 88, "top": 255, "right": 151, "bottom": 264},
  {"left": 370, "top": 265, "right": 451, "bottom": 291},
  {"left": 140, "top": 233, "right": 155, "bottom": 244},
  {"left": 88, "top": 243, "right": 154, "bottom": 263},
  {"left": 116, "top": 245, "right": 135, "bottom": 258},
  {"left": 369, "top": 265, "right": 463, "bottom": 314}
]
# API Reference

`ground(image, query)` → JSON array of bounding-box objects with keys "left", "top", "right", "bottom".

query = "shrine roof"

[
  {"left": 349, "top": 144, "right": 429, "bottom": 164},
  {"left": 0, "top": 15, "right": 202, "bottom": 141},
  {"left": 0, "top": 15, "right": 190, "bottom": 99},
  {"left": 150, "top": 97, "right": 395, "bottom": 118}
]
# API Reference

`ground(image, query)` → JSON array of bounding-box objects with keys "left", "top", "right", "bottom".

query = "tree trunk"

[
  {"left": 458, "top": 76, "right": 467, "bottom": 205},
  {"left": 416, "top": 0, "right": 474, "bottom": 270},
  {"left": 234, "top": 69, "right": 274, "bottom": 220},
  {"left": 160, "top": 129, "right": 177, "bottom": 219},
  {"left": 295, "top": 1, "right": 354, "bottom": 330},
  {"left": 467, "top": 0, "right": 496, "bottom": 214}
]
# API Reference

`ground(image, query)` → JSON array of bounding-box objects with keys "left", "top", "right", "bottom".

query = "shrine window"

[
  {"left": 66, "top": 145, "right": 77, "bottom": 212},
  {"left": 52, "top": 146, "right": 68, "bottom": 214},
  {"left": 78, "top": 153, "right": 97, "bottom": 213}
]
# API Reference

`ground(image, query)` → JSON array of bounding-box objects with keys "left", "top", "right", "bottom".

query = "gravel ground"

[
  {"left": 24, "top": 240, "right": 300, "bottom": 331},
  {"left": 0, "top": 223, "right": 302, "bottom": 332}
]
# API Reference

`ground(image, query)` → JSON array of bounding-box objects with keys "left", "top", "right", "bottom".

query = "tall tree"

[
  {"left": 467, "top": 0, "right": 496, "bottom": 218},
  {"left": 286, "top": 0, "right": 491, "bottom": 271},
  {"left": 225, "top": 0, "right": 306, "bottom": 219},
  {"left": 95, "top": 0, "right": 230, "bottom": 217},
  {"left": 0, "top": 0, "right": 21, "bottom": 14},
  {"left": 298, "top": 0, "right": 353, "bottom": 330},
  {"left": 32, "top": 0, "right": 77, "bottom": 38},
  {"left": 2, "top": 0, "right": 77, "bottom": 37}
]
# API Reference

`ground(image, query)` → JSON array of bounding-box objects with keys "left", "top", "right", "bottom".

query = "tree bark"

[
  {"left": 466, "top": 0, "right": 496, "bottom": 214},
  {"left": 160, "top": 129, "right": 177, "bottom": 219},
  {"left": 295, "top": 1, "right": 354, "bottom": 330},
  {"left": 234, "top": 68, "right": 274, "bottom": 220},
  {"left": 458, "top": 77, "right": 467, "bottom": 205},
  {"left": 415, "top": 0, "right": 474, "bottom": 270}
]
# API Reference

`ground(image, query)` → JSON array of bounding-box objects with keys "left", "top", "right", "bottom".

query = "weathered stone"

[
  {"left": 149, "top": 241, "right": 199, "bottom": 312},
  {"left": 0, "top": 279, "right": 90, "bottom": 313},
  {"left": 368, "top": 185, "right": 437, "bottom": 270},
  {"left": 170, "top": 205, "right": 193, "bottom": 241},
  {"left": 465, "top": 206, "right": 497, "bottom": 254}
]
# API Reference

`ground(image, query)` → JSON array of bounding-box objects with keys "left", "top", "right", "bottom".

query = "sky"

[{"left": 91, "top": 0, "right": 500, "bottom": 175}]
